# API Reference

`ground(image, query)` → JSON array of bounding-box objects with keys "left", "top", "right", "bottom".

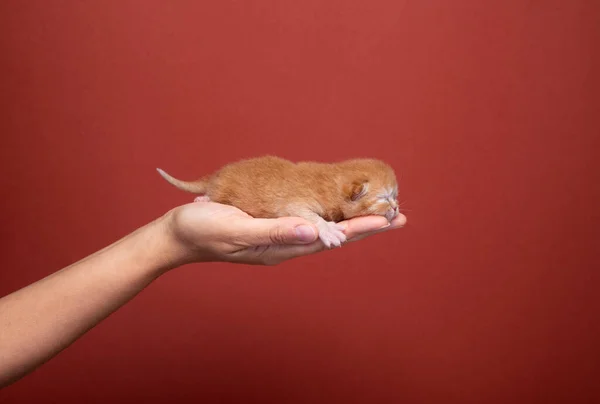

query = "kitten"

[{"left": 157, "top": 156, "right": 399, "bottom": 248}]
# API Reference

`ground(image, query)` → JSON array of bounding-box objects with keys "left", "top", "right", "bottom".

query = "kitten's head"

[{"left": 340, "top": 159, "right": 399, "bottom": 221}]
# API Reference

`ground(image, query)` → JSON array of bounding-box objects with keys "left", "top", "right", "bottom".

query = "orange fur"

[{"left": 157, "top": 156, "right": 399, "bottom": 247}]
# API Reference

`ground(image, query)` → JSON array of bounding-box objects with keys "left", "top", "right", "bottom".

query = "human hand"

[{"left": 162, "top": 201, "right": 406, "bottom": 266}]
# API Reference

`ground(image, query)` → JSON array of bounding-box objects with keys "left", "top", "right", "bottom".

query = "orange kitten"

[{"left": 157, "top": 156, "right": 399, "bottom": 248}]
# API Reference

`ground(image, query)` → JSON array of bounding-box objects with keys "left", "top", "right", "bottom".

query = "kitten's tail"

[{"left": 156, "top": 168, "right": 208, "bottom": 194}]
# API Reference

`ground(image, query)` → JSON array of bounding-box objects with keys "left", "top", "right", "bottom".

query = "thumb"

[{"left": 236, "top": 217, "right": 318, "bottom": 246}]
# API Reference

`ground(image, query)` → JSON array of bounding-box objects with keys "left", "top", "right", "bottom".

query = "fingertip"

[{"left": 392, "top": 213, "right": 407, "bottom": 228}]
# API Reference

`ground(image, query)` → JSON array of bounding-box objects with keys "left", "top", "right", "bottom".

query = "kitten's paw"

[
  {"left": 317, "top": 221, "right": 347, "bottom": 248},
  {"left": 194, "top": 195, "right": 211, "bottom": 203}
]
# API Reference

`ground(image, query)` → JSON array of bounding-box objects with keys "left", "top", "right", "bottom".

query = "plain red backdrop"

[{"left": 1, "top": 1, "right": 599, "bottom": 403}]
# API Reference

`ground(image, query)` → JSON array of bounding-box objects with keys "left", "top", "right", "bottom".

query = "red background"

[{"left": 1, "top": 1, "right": 599, "bottom": 403}]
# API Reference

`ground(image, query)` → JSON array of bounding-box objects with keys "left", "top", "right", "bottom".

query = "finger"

[
  {"left": 234, "top": 217, "right": 319, "bottom": 246},
  {"left": 255, "top": 214, "right": 407, "bottom": 264},
  {"left": 347, "top": 213, "right": 407, "bottom": 242},
  {"left": 337, "top": 216, "right": 390, "bottom": 239},
  {"left": 264, "top": 241, "right": 327, "bottom": 264}
]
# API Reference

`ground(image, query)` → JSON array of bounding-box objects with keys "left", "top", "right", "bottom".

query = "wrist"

[{"left": 154, "top": 208, "right": 202, "bottom": 270}]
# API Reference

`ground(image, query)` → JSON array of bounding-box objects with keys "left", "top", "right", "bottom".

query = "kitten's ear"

[{"left": 345, "top": 180, "right": 369, "bottom": 201}]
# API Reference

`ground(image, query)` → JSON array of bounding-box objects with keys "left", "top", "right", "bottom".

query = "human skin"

[{"left": 0, "top": 201, "right": 406, "bottom": 388}]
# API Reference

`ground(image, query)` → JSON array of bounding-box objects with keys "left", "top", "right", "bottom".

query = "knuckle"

[{"left": 268, "top": 226, "right": 288, "bottom": 244}]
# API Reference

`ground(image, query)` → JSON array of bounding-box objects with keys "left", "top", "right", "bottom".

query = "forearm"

[{"left": 0, "top": 213, "right": 186, "bottom": 388}]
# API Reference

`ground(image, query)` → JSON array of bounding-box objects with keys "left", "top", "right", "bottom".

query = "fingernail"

[
  {"left": 379, "top": 223, "right": 391, "bottom": 230},
  {"left": 295, "top": 225, "right": 317, "bottom": 242}
]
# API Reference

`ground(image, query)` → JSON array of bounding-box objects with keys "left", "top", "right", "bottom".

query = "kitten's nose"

[{"left": 390, "top": 199, "right": 398, "bottom": 209}]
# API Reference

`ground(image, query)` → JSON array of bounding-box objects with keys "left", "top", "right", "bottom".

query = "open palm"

[{"left": 166, "top": 201, "right": 406, "bottom": 265}]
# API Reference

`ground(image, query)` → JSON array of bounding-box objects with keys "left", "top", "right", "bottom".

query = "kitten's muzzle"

[{"left": 385, "top": 206, "right": 399, "bottom": 222}]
